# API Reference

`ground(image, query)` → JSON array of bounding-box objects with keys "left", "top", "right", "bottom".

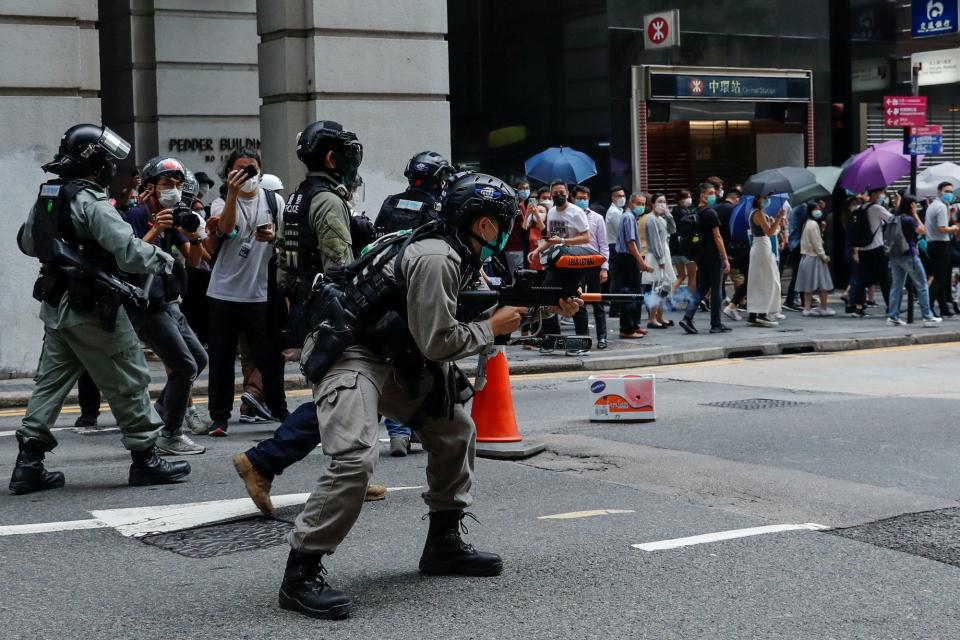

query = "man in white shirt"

[
  {"left": 849, "top": 187, "right": 893, "bottom": 317},
  {"left": 925, "top": 181, "right": 958, "bottom": 317}
]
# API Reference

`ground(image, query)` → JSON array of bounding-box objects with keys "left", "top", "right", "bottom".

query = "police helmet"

[
  {"left": 181, "top": 170, "right": 199, "bottom": 204},
  {"left": 403, "top": 151, "right": 453, "bottom": 187},
  {"left": 295, "top": 120, "right": 363, "bottom": 180},
  {"left": 42, "top": 124, "right": 131, "bottom": 184},
  {"left": 141, "top": 156, "right": 186, "bottom": 185},
  {"left": 440, "top": 172, "right": 517, "bottom": 242}
]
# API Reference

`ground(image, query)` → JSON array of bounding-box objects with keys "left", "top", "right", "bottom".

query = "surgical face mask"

[
  {"left": 540, "top": 199, "right": 552, "bottom": 208},
  {"left": 242, "top": 174, "right": 260, "bottom": 193},
  {"left": 943, "top": 192, "right": 955, "bottom": 204},
  {"left": 158, "top": 188, "right": 182, "bottom": 208},
  {"left": 706, "top": 195, "right": 717, "bottom": 207},
  {"left": 681, "top": 198, "right": 693, "bottom": 208},
  {"left": 614, "top": 197, "right": 626, "bottom": 208},
  {"left": 812, "top": 209, "right": 823, "bottom": 220},
  {"left": 878, "top": 195, "right": 888, "bottom": 206},
  {"left": 632, "top": 205, "right": 645, "bottom": 216},
  {"left": 474, "top": 221, "right": 509, "bottom": 262},
  {"left": 552, "top": 193, "right": 567, "bottom": 207},
  {"left": 655, "top": 202, "right": 668, "bottom": 214},
  {"left": 518, "top": 189, "right": 530, "bottom": 200},
  {"left": 575, "top": 198, "right": 589, "bottom": 209},
  {"left": 717, "top": 189, "right": 724, "bottom": 199}
]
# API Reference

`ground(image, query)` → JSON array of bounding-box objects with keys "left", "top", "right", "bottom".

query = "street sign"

[
  {"left": 883, "top": 96, "right": 927, "bottom": 127},
  {"left": 907, "top": 125, "right": 944, "bottom": 155},
  {"left": 912, "top": 0, "right": 959, "bottom": 38},
  {"left": 644, "top": 10, "right": 680, "bottom": 50}
]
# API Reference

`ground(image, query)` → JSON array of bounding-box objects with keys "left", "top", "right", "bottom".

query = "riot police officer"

[
  {"left": 233, "top": 120, "right": 387, "bottom": 508},
  {"left": 373, "top": 150, "right": 453, "bottom": 237},
  {"left": 11, "top": 124, "right": 191, "bottom": 494},
  {"left": 374, "top": 150, "right": 454, "bottom": 455},
  {"left": 274, "top": 172, "right": 581, "bottom": 619}
]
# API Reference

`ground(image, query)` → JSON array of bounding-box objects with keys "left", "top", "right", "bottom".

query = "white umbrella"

[{"left": 917, "top": 162, "right": 960, "bottom": 197}]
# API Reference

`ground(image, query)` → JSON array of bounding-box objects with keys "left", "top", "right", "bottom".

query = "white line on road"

[
  {"left": 539, "top": 509, "right": 636, "bottom": 520},
  {"left": 0, "top": 486, "right": 424, "bottom": 537},
  {"left": 0, "top": 427, "right": 70, "bottom": 438},
  {"left": 632, "top": 523, "right": 829, "bottom": 551}
]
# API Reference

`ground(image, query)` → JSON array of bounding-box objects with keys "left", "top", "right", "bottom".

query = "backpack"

[
  {"left": 847, "top": 204, "right": 875, "bottom": 248},
  {"left": 677, "top": 210, "right": 703, "bottom": 257},
  {"left": 882, "top": 214, "right": 909, "bottom": 257}
]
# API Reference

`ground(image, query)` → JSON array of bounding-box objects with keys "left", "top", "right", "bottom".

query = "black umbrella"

[{"left": 742, "top": 167, "right": 817, "bottom": 197}]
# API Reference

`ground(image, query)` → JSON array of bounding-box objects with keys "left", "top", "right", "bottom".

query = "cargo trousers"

[
  {"left": 288, "top": 346, "right": 475, "bottom": 554},
  {"left": 18, "top": 312, "right": 162, "bottom": 452}
]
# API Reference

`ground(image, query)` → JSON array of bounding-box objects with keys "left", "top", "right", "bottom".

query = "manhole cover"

[
  {"left": 700, "top": 398, "right": 811, "bottom": 410},
  {"left": 140, "top": 505, "right": 304, "bottom": 558},
  {"left": 829, "top": 508, "right": 960, "bottom": 568}
]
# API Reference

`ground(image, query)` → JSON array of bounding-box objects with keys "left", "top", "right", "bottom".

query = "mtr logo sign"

[{"left": 644, "top": 10, "right": 680, "bottom": 50}]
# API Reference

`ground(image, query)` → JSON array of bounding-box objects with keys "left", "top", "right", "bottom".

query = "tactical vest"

[
  {"left": 374, "top": 188, "right": 440, "bottom": 237},
  {"left": 281, "top": 175, "right": 344, "bottom": 300}
]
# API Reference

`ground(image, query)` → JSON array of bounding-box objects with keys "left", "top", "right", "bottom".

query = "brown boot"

[
  {"left": 364, "top": 483, "right": 387, "bottom": 502},
  {"left": 232, "top": 452, "right": 274, "bottom": 514}
]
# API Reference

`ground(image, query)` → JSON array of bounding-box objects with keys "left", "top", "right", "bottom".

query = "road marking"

[
  {"left": 0, "top": 427, "right": 69, "bottom": 437},
  {"left": 0, "top": 486, "right": 423, "bottom": 537},
  {"left": 539, "top": 509, "right": 635, "bottom": 520},
  {"left": 632, "top": 523, "right": 829, "bottom": 551}
]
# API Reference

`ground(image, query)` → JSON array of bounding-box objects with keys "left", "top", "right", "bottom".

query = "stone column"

[
  {"left": 256, "top": 0, "right": 450, "bottom": 214},
  {"left": 100, "top": 0, "right": 261, "bottom": 185},
  {"left": 1, "top": 1, "right": 101, "bottom": 375}
]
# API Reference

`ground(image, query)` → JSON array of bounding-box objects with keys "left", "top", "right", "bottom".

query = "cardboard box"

[{"left": 588, "top": 374, "right": 656, "bottom": 422}]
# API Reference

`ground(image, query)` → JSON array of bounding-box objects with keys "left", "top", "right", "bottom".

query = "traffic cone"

[{"left": 471, "top": 346, "right": 545, "bottom": 460}]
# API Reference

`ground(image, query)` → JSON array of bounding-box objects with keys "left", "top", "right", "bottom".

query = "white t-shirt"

[
  {"left": 207, "top": 189, "right": 285, "bottom": 303},
  {"left": 862, "top": 203, "right": 893, "bottom": 251},
  {"left": 541, "top": 203, "right": 588, "bottom": 265}
]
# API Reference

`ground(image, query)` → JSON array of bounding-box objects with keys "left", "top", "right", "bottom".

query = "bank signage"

[
  {"left": 644, "top": 10, "right": 680, "bottom": 50},
  {"left": 913, "top": 47, "right": 960, "bottom": 86},
  {"left": 912, "top": 0, "right": 959, "bottom": 37},
  {"left": 883, "top": 96, "right": 927, "bottom": 127},
  {"left": 650, "top": 74, "right": 811, "bottom": 100}
]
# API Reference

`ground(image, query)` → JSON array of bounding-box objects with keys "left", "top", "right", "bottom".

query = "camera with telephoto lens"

[{"left": 170, "top": 201, "right": 202, "bottom": 233}]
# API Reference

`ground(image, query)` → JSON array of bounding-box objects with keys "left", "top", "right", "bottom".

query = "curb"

[{"left": 1, "top": 331, "right": 958, "bottom": 409}]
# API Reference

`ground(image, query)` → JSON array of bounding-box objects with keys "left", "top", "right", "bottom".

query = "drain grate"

[
  {"left": 140, "top": 504, "right": 304, "bottom": 558},
  {"left": 700, "top": 398, "right": 810, "bottom": 410},
  {"left": 829, "top": 508, "right": 960, "bottom": 568}
]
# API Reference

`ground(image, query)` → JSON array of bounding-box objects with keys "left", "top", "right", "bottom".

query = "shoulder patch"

[
  {"left": 40, "top": 185, "right": 61, "bottom": 198},
  {"left": 396, "top": 199, "right": 424, "bottom": 211}
]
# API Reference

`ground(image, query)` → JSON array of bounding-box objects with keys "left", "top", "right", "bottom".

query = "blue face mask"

[
  {"left": 518, "top": 189, "right": 530, "bottom": 200},
  {"left": 812, "top": 210, "right": 823, "bottom": 220},
  {"left": 632, "top": 205, "right": 645, "bottom": 216},
  {"left": 706, "top": 195, "right": 717, "bottom": 207},
  {"left": 878, "top": 195, "right": 888, "bottom": 206},
  {"left": 575, "top": 198, "right": 589, "bottom": 209},
  {"left": 943, "top": 192, "right": 955, "bottom": 204},
  {"left": 474, "top": 224, "right": 510, "bottom": 262}
]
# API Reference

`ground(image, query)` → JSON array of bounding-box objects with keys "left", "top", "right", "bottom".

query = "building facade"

[{"left": 0, "top": 0, "right": 449, "bottom": 375}]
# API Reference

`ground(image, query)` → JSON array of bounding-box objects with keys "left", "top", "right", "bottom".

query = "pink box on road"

[{"left": 588, "top": 374, "right": 656, "bottom": 422}]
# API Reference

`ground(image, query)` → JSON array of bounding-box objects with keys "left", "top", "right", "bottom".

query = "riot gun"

[{"left": 50, "top": 238, "right": 151, "bottom": 309}]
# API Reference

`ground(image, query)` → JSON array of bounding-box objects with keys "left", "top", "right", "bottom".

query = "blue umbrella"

[{"left": 524, "top": 146, "right": 597, "bottom": 184}]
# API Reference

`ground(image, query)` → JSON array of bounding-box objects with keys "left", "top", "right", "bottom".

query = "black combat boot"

[
  {"left": 9, "top": 442, "right": 65, "bottom": 495},
  {"left": 128, "top": 446, "right": 191, "bottom": 486},
  {"left": 419, "top": 510, "right": 503, "bottom": 577},
  {"left": 278, "top": 549, "right": 352, "bottom": 619}
]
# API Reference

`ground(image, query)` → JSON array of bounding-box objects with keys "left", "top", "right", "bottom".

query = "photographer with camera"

[{"left": 120, "top": 156, "right": 207, "bottom": 455}]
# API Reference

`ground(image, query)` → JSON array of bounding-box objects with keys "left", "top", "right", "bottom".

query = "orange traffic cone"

[{"left": 471, "top": 346, "right": 545, "bottom": 459}]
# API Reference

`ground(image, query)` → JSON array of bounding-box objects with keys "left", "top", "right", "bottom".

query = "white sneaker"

[
  {"left": 818, "top": 307, "right": 836, "bottom": 316},
  {"left": 184, "top": 408, "right": 210, "bottom": 436},
  {"left": 802, "top": 308, "right": 820, "bottom": 317},
  {"left": 886, "top": 317, "right": 906, "bottom": 326},
  {"left": 156, "top": 432, "right": 206, "bottom": 455},
  {"left": 923, "top": 316, "right": 943, "bottom": 327},
  {"left": 722, "top": 305, "right": 742, "bottom": 321},
  {"left": 775, "top": 313, "right": 786, "bottom": 320}
]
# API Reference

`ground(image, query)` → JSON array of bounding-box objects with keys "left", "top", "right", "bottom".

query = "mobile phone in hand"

[
  {"left": 256, "top": 222, "right": 271, "bottom": 232},
  {"left": 241, "top": 164, "right": 258, "bottom": 179}
]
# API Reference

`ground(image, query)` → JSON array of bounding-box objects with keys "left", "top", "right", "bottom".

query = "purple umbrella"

[{"left": 840, "top": 140, "right": 923, "bottom": 193}]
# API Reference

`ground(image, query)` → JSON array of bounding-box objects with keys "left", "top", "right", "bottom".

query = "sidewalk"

[{"left": 1, "top": 301, "right": 958, "bottom": 408}]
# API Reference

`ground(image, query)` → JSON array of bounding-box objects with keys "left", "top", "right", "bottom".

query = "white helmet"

[{"left": 260, "top": 173, "right": 284, "bottom": 191}]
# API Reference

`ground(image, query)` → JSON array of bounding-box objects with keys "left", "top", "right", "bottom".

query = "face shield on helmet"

[
  {"left": 333, "top": 141, "right": 363, "bottom": 187},
  {"left": 95, "top": 127, "right": 131, "bottom": 160}
]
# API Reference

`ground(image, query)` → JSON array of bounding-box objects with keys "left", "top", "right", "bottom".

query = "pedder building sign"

[{"left": 167, "top": 137, "right": 261, "bottom": 164}]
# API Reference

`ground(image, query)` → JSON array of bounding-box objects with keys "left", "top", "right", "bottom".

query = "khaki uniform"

[
  {"left": 289, "top": 237, "right": 494, "bottom": 554},
  {"left": 17, "top": 183, "right": 174, "bottom": 452}
]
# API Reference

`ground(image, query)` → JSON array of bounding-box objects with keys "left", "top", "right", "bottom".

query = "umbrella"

[
  {"left": 839, "top": 140, "right": 923, "bottom": 193},
  {"left": 742, "top": 167, "right": 816, "bottom": 197},
  {"left": 790, "top": 166, "right": 843, "bottom": 204},
  {"left": 524, "top": 146, "right": 597, "bottom": 185},
  {"left": 916, "top": 161, "right": 960, "bottom": 197}
]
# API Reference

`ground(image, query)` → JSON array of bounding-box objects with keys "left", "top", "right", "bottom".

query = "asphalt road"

[{"left": 1, "top": 344, "right": 959, "bottom": 639}]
